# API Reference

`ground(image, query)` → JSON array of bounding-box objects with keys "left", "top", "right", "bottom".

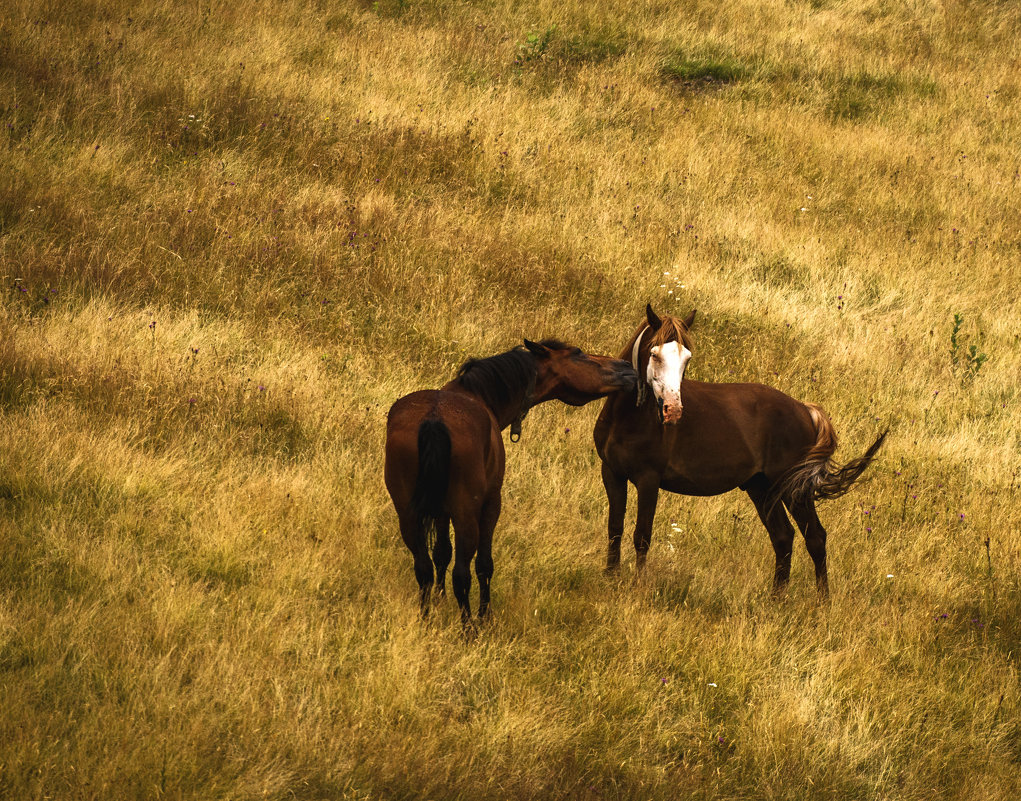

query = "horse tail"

[
  {"left": 776, "top": 403, "right": 888, "bottom": 506},
  {"left": 411, "top": 418, "right": 452, "bottom": 546}
]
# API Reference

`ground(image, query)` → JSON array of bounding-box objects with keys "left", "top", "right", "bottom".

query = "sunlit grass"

[{"left": 2, "top": 0, "right": 1020, "bottom": 798}]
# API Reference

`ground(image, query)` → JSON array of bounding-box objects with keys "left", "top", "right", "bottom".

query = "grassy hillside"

[{"left": 2, "top": 0, "right": 1020, "bottom": 798}]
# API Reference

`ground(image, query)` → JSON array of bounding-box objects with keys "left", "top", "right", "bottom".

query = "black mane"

[
  {"left": 455, "top": 339, "right": 573, "bottom": 413},
  {"left": 454, "top": 346, "right": 538, "bottom": 413}
]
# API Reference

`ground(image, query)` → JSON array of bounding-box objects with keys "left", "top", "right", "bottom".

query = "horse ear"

[
  {"left": 682, "top": 309, "right": 696, "bottom": 330},
  {"left": 646, "top": 303, "right": 662, "bottom": 330},
  {"left": 523, "top": 339, "right": 551, "bottom": 359}
]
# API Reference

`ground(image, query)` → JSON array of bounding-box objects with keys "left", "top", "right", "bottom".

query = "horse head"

[
  {"left": 523, "top": 339, "right": 637, "bottom": 407},
  {"left": 633, "top": 303, "right": 696, "bottom": 424}
]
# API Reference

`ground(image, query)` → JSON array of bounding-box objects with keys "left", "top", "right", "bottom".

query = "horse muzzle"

[
  {"left": 661, "top": 401, "right": 683, "bottom": 424},
  {"left": 656, "top": 393, "right": 683, "bottom": 424},
  {"left": 607, "top": 361, "right": 638, "bottom": 390}
]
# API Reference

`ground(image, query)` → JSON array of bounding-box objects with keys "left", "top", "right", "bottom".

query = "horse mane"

[
  {"left": 454, "top": 341, "right": 563, "bottom": 411},
  {"left": 621, "top": 316, "right": 693, "bottom": 360},
  {"left": 649, "top": 316, "right": 694, "bottom": 351}
]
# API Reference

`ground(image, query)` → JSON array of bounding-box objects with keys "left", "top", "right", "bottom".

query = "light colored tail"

[{"left": 776, "top": 403, "right": 887, "bottom": 506}]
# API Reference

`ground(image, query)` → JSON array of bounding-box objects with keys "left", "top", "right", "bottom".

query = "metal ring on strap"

[{"left": 631, "top": 325, "right": 648, "bottom": 408}]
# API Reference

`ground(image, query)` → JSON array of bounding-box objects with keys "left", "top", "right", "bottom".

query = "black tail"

[{"left": 411, "top": 418, "right": 452, "bottom": 546}]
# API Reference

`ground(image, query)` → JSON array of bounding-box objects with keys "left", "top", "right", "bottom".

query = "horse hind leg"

[
  {"left": 745, "top": 480, "right": 797, "bottom": 595},
  {"left": 787, "top": 497, "right": 829, "bottom": 597},
  {"left": 475, "top": 495, "right": 501, "bottom": 621},
  {"left": 399, "top": 513, "right": 434, "bottom": 618},
  {"left": 432, "top": 517, "right": 452, "bottom": 599},
  {"left": 451, "top": 515, "right": 480, "bottom": 634}
]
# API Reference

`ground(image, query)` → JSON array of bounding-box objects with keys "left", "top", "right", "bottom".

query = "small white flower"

[
  {"left": 886, "top": 574, "right": 894, "bottom": 579},
  {"left": 708, "top": 682, "right": 718, "bottom": 687}
]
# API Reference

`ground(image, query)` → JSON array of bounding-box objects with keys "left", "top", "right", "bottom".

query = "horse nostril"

[{"left": 662, "top": 404, "right": 683, "bottom": 424}]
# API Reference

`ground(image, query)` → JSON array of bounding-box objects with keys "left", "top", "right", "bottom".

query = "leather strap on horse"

[
  {"left": 631, "top": 325, "right": 649, "bottom": 407},
  {"left": 509, "top": 415, "right": 523, "bottom": 443},
  {"left": 509, "top": 368, "right": 538, "bottom": 444}
]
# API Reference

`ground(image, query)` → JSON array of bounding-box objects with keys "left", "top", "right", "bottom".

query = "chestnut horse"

[
  {"left": 594, "top": 305, "right": 887, "bottom": 595},
  {"left": 386, "top": 339, "right": 636, "bottom": 627}
]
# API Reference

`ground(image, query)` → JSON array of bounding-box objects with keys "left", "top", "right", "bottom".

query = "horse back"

[
  {"left": 685, "top": 381, "right": 818, "bottom": 474},
  {"left": 595, "top": 380, "right": 820, "bottom": 494}
]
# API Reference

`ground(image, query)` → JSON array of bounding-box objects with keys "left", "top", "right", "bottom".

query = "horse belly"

[
  {"left": 660, "top": 442, "right": 757, "bottom": 497},
  {"left": 660, "top": 471, "right": 744, "bottom": 497}
]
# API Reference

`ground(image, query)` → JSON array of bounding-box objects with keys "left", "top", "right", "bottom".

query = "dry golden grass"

[{"left": 2, "top": 0, "right": 1021, "bottom": 798}]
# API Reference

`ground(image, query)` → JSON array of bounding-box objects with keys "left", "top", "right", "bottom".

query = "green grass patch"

[
  {"left": 660, "top": 47, "right": 749, "bottom": 86},
  {"left": 826, "top": 70, "right": 939, "bottom": 121},
  {"left": 3, "top": 0, "right": 1021, "bottom": 797}
]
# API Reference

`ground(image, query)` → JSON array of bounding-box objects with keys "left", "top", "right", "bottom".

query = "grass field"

[{"left": 2, "top": 0, "right": 1021, "bottom": 798}]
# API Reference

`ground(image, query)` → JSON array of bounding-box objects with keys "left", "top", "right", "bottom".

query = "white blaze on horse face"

[{"left": 647, "top": 341, "right": 691, "bottom": 424}]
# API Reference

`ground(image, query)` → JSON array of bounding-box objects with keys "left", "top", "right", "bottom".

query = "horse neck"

[
  {"left": 622, "top": 325, "right": 650, "bottom": 404},
  {"left": 440, "top": 380, "right": 531, "bottom": 430}
]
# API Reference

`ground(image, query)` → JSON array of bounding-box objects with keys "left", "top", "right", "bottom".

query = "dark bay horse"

[
  {"left": 386, "top": 339, "right": 636, "bottom": 627},
  {"left": 594, "top": 305, "right": 887, "bottom": 595}
]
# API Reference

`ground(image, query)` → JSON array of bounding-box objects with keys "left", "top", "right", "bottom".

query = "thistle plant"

[{"left": 949, "top": 313, "right": 988, "bottom": 383}]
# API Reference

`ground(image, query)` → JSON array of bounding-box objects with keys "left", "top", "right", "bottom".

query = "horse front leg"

[
  {"left": 633, "top": 473, "right": 661, "bottom": 575},
  {"left": 601, "top": 461, "right": 627, "bottom": 573}
]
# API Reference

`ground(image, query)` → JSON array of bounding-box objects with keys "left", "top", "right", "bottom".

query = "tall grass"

[{"left": 2, "top": 0, "right": 1020, "bottom": 798}]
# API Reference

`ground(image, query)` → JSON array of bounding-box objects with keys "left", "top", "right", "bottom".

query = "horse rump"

[{"left": 411, "top": 418, "right": 452, "bottom": 542}]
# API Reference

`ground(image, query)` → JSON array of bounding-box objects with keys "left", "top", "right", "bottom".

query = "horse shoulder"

[{"left": 593, "top": 395, "right": 618, "bottom": 455}]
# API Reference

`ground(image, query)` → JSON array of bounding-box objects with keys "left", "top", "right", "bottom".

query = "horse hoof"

[{"left": 770, "top": 583, "right": 790, "bottom": 600}]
